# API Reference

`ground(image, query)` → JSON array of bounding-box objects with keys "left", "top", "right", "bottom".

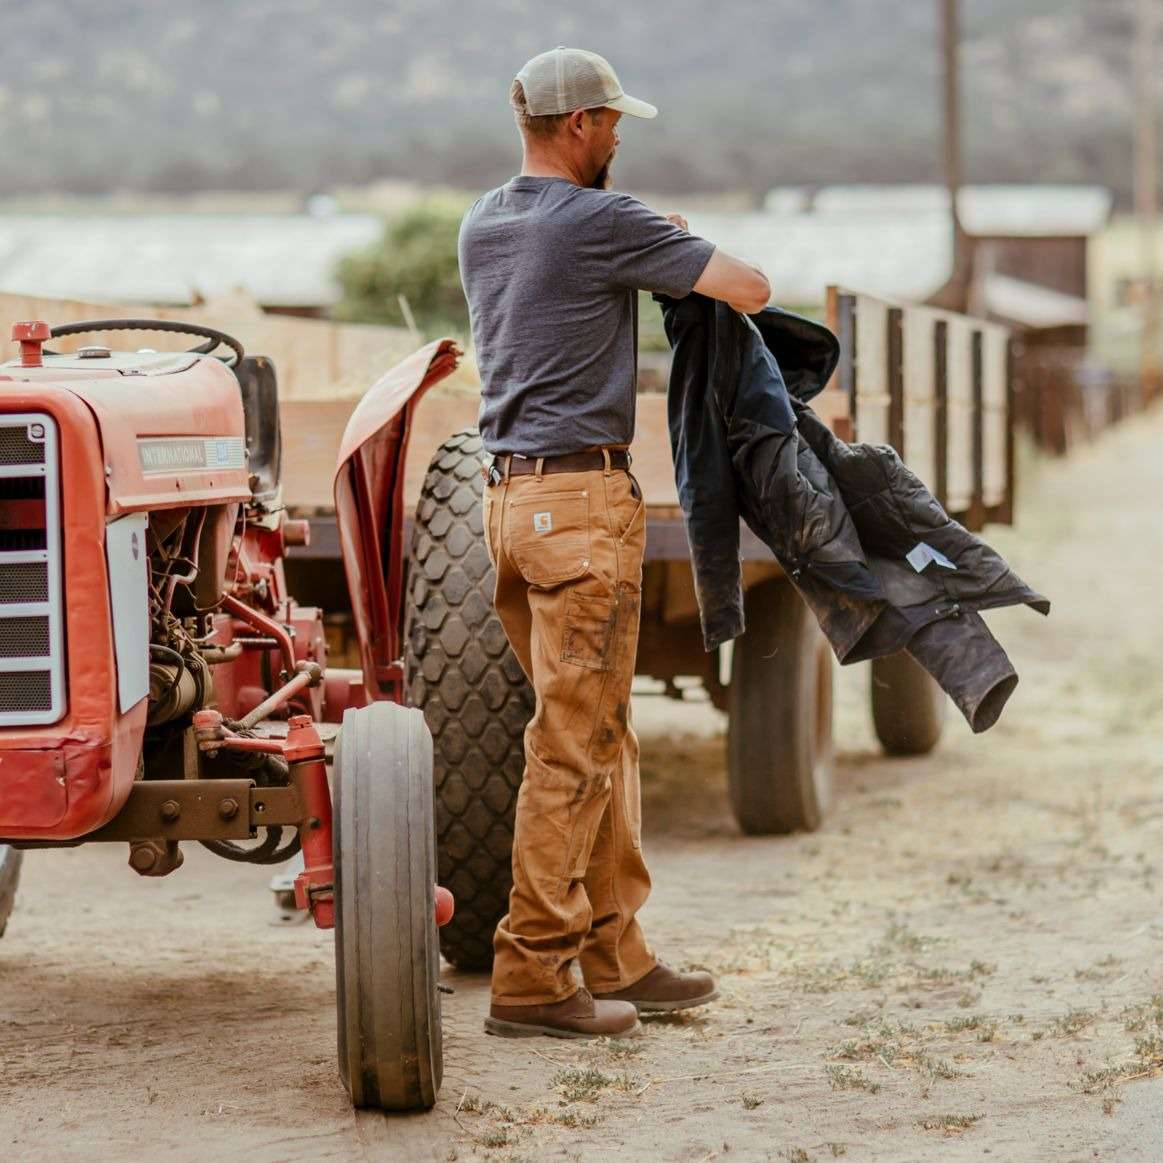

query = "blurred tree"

[{"left": 333, "top": 199, "right": 470, "bottom": 337}]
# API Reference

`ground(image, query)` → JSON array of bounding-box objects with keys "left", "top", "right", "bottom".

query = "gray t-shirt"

[{"left": 458, "top": 176, "right": 715, "bottom": 457}]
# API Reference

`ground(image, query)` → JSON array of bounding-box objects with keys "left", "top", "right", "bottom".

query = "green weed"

[{"left": 826, "top": 1064, "right": 881, "bottom": 1093}]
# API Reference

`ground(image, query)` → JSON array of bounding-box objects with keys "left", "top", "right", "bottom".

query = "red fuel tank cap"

[{"left": 12, "top": 320, "right": 51, "bottom": 368}]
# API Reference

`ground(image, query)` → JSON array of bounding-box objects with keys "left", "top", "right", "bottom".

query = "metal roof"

[
  {"left": 982, "top": 273, "right": 1090, "bottom": 330},
  {"left": 770, "top": 184, "right": 1113, "bottom": 237},
  {"left": 958, "top": 186, "right": 1113, "bottom": 237},
  {"left": 0, "top": 213, "right": 384, "bottom": 308},
  {"left": 693, "top": 184, "right": 1112, "bottom": 307},
  {"left": 685, "top": 209, "right": 953, "bottom": 307}
]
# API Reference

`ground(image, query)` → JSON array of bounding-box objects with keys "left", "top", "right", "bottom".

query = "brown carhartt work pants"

[{"left": 482, "top": 455, "right": 656, "bottom": 1005}]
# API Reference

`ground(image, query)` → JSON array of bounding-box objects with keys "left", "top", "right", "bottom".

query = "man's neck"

[{"left": 520, "top": 151, "right": 583, "bottom": 185}]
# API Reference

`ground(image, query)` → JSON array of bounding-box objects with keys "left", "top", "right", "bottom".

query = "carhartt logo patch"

[{"left": 533, "top": 511, "right": 553, "bottom": 533}]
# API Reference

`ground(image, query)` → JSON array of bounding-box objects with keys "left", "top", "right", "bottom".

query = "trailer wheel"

[
  {"left": 404, "top": 428, "right": 532, "bottom": 972},
  {"left": 334, "top": 702, "right": 442, "bottom": 1111},
  {"left": 0, "top": 845, "right": 21, "bottom": 938},
  {"left": 727, "top": 580, "right": 834, "bottom": 834},
  {"left": 870, "top": 653, "right": 946, "bottom": 756}
]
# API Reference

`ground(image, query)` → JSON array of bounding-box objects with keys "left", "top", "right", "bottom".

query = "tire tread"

[
  {"left": 335, "top": 702, "right": 441, "bottom": 1110},
  {"left": 404, "top": 428, "right": 530, "bottom": 971}
]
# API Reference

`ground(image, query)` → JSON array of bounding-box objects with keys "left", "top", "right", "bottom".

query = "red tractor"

[{"left": 0, "top": 317, "right": 461, "bottom": 1112}]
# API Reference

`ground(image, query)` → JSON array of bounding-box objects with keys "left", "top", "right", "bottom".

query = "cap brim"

[{"left": 605, "top": 92, "right": 658, "bottom": 119}]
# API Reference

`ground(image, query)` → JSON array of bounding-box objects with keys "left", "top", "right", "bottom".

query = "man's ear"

[{"left": 567, "top": 109, "right": 588, "bottom": 138}]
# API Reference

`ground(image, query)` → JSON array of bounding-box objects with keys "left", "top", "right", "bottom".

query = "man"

[{"left": 458, "top": 46, "right": 770, "bottom": 1040}]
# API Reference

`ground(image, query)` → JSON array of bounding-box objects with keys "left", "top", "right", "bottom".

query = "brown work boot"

[
  {"left": 592, "top": 961, "right": 719, "bottom": 1013},
  {"left": 485, "top": 987, "right": 641, "bottom": 1040}
]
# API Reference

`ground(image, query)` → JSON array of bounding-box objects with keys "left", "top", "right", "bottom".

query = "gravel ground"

[{"left": 1, "top": 411, "right": 1161, "bottom": 1162}]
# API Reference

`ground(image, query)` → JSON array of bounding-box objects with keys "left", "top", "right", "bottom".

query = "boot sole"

[
  {"left": 629, "top": 988, "right": 721, "bottom": 1014},
  {"left": 484, "top": 1017, "right": 643, "bottom": 1040}
]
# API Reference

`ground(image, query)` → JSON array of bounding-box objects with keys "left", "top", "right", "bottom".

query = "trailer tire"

[
  {"left": 870, "top": 652, "right": 946, "bottom": 756},
  {"left": 727, "top": 580, "right": 834, "bottom": 835},
  {"left": 404, "top": 428, "right": 531, "bottom": 972},
  {"left": 0, "top": 845, "right": 20, "bottom": 938},
  {"left": 334, "top": 702, "right": 442, "bottom": 1111}
]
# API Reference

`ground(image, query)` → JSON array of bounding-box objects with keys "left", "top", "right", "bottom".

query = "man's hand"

[{"left": 665, "top": 212, "right": 689, "bottom": 231}]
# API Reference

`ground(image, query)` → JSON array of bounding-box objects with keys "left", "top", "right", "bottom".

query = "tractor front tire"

[
  {"left": 334, "top": 702, "right": 442, "bottom": 1111},
  {"left": 404, "top": 429, "right": 531, "bottom": 972},
  {"left": 0, "top": 845, "right": 20, "bottom": 938},
  {"left": 727, "top": 579, "right": 834, "bottom": 835}
]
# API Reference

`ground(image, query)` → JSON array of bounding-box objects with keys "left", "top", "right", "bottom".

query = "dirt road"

[{"left": 3, "top": 411, "right": 1162, "bottom": 1163}]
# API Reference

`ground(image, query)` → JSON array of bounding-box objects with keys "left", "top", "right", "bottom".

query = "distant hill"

[{"left": 0, "top": 0, "right": 1151, "bottom": 202}]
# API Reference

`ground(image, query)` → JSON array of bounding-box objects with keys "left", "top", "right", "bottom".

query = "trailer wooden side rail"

[{"left": 824, "top": 285, "right": 1015, "bottom": 530}]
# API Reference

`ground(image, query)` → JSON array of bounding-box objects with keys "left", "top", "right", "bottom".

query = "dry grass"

[
  {"left": 918, "top": 1113, "right": 982, "bottom": 1135},
  {"left": 1076, "top": 992, "right": 1163, "bottom": 1097},
  {"left": 1051, "top": 1008, "right": 1099, "bottom": 1038},
  {"left": 523, "top": 1106, "right": 600, "bottom": 1129},
  {"left": 826, "top": 1016, "right": 969, "bottom": 1084},
  {"left": 551, "top": 1066, "right": 639, "bottom": 1103}
]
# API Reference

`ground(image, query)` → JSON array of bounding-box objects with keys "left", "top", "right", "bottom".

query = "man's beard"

[{"left": 589, "top": 153, "right": 615, "bottom": 189}]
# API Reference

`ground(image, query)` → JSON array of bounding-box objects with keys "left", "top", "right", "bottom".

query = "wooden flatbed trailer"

[{"left": 274, "top": 287, "right": 1017, "bottom": 970}]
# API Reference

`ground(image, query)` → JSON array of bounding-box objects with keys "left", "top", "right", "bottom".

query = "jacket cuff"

[{"left": 702, "top": 612, "right": 745, "bottom": 653}]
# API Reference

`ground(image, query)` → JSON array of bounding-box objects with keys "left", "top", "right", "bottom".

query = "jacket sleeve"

[{"left": 658, "top": 294, "right": 746, "bottom": 651}]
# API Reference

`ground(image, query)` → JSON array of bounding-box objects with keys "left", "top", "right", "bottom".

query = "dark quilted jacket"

[{"left": 657, "top": 292, "right": 1050, "bottom": 733}]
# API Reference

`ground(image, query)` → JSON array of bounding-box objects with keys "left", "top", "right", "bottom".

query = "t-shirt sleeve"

[{"left": 604, "top": 194, "right": 716, "bottom": 298}]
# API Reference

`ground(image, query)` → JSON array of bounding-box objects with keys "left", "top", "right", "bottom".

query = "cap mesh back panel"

[{"left": 521, "top": 51, "right": 614, "bottom": 114}]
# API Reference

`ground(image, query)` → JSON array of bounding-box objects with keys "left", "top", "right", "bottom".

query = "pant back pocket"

[{"left": 508, "top": 489, "right": 592, "bottom": 587}]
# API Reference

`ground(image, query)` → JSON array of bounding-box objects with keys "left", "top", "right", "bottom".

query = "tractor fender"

[{"left": 333, "top": 339, "right": 461, "bottom": 702}]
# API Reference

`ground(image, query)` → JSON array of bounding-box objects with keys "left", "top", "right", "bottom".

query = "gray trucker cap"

[{"left": 514, "top": 47, "right": 658, "bottom": 119}]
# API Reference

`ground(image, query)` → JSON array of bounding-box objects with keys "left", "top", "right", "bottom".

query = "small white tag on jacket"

[
  {"left": 906, "top": 541, "right": 958, "bottom": 572},
  {"left": 533, "top": 511, "right": 553, "bottom": 533}
]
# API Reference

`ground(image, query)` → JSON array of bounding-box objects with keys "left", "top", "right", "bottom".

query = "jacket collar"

[{"left": 655, "top": 293, "right": 840, "bottom": 404}]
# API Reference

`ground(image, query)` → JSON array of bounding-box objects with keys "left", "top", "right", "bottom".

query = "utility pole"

[
  {"left": 1134, "top": 0, "right": 1160, "bottom": 398},
  {"left": 930, "top": 0, "right": 974, "bottom": 312}
]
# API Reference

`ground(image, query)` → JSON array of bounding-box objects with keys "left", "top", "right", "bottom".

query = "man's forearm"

[{"left": 730, "top": 263, "right": 770, "bottom": 314}]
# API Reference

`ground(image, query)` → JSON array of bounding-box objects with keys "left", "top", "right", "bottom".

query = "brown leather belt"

[{"left": 488, "top": 449, "right": 631, "bottom": 479}]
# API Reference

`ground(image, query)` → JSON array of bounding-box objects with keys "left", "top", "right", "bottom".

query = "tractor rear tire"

[
  {"left": 404, "top": 428, "right": 532, "bottom": 972},
  {"left": 0, "top": 845, "right": 20, "bottom": 938},
  {"left": 870, "top": 652, "right": 946, "bottom": 756},
  {"left": 334, "top": 702, "right": 442, "bottom": 1111},
  {"left": 727, "top": 579, "right": 834, "bottom": 835}
]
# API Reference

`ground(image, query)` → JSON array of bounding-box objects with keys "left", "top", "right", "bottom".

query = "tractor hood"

[{"left": 333, "top": 338, "right": 462, "bottom": 701}]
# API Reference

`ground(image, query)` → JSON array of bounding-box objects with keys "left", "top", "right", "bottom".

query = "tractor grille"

[
  {"left": 0, "top": 561, "right": 49, "bottom": 604},
  {"left": 0, "top": 671, "right": 52, "bottom": 714},
  {"left": 0, "top": 425, "right": 47, "bottom": 467},
  {"left": 0, "top": 414, "right": 65, "bottom": 726},
  {"left": 0, "top": 615, "right": 50, "bottom": 657}
]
